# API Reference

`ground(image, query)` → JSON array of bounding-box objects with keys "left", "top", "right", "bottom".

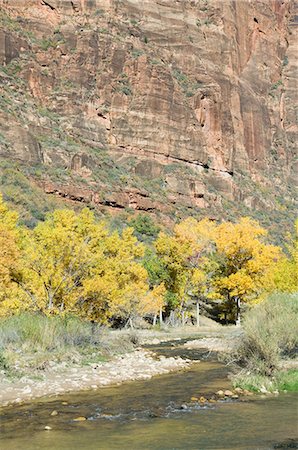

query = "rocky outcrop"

[{"left": 0, "top": 0, "right": 296, "bottom": 225}]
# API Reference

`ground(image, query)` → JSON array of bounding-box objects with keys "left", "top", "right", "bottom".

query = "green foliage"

[
  {"left": 233, "top": 369, "right": 298, "bottom": 393},
  {"left": 269, "top": 79, "right": 283, "bottom": 97},
  {"left": 149, "top": 58, "right": 162, "bottom": 65},
  {"left": 172, "top": 68, "right": 202, "bottom": 97},
  {"left": 164, "top": 291, "right": 180, "bottom": 310},
  {"left": 143, "top": 249, "right": 169, "bottom": 287},
  {"left": 271, "top": 80, "right": 283, "bottom": 90},
  {"left": 129, "top": 214, "right": 160, "bottom": 241},
  {"left": 130, "top": 19, "right": 139, "bottom": 26},
  {"left": 131, "top": 49, "right": 144, "bottom": 58},
  {"left": 116, "top": 73, "right": 132, "bottom": 96},
  {"left": 0, "top": 161, "right": 64, "bottom": 227},
  {"left": 0, "top": 351, "right": 9, "bottom": 370},
  {"left": 0, "top": 10, "right": 23, "bottom": 34},
  {"left": 0, "top": 60, "right": 22, "bottom": 76},
  {"left": 276, "top": 369, "right": 298, "bottom": 392}
]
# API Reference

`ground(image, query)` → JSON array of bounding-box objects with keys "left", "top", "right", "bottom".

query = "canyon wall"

[{"left": 0, "top": 0, "right": 297, "bottom": 229}]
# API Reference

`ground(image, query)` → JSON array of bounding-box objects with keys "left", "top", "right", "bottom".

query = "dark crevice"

[
  {"left": 41, "top": 1, "right": 56, "bottom": 11},
  {"left": 103, "top": 201, "right": 125, "bottom": 208}
]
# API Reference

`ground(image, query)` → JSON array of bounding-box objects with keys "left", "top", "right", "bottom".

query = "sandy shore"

[
  {"left": 184, "top": 337, "right": 237, "bottom": 352},
  {"left": 0, "top": 349, "right": 191, "bottom": 407}
]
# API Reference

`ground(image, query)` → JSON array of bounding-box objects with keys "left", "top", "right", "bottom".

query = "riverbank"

[
  {"left": 0, "top": 313, "right": 237, "bottom": 407},
  {"left": 0, "top": 328, "right": 233, "bottom": 408},
  {"left": 0, "top": 348, "right": 192, "bottom": 407}
]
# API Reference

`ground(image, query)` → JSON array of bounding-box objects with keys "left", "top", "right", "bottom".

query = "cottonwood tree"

[
  {"left": 0, "top": 195, "right": 22, "bottom": 314},
  {"left": 268, "top": 219, "right": 298, "bottom": 293},
  {"left": 154, "top": 217, "right": 214, "bottom": 325},
  {"left": 208, "top": 218, "right": 281, "bottom": 324},
  {"left": 82, "top": 227, "right": 150, "bottom": 324},
  {"left": 14, "top": 208, "right": 105, "bottom": 313}
]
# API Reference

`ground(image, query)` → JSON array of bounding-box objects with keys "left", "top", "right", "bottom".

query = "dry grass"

[{"left": 231, "top": 293, "right": 298, "bottom": 391}]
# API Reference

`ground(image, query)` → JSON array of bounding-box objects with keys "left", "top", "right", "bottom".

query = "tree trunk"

[
  {"left": 125, "top": 317, "right": 134, "bottom": 329},
  {"left": 169, "top": 310, "right": 175, "bottom": 327},
  {"left": 181, "top": 309, "right": 186, "bottom": 326},
  {"left": 47, "top": 292, "right": 54, "bottom": 310},
  {"left": 235, "top": 297, "right": 241, "bottom": 326},
  {"left": 196, "top": 300, "right": 200, "bottom": 327},
  {"left": 159, "top": 307, "right": 163, "bottom": 325},
  {"left": 153, "top": 314, "right": 157, "bottom": 326}
]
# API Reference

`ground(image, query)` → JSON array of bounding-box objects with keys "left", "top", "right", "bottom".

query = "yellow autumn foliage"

[
  {"left": 210, "top": 217, "right": 282, "bottom": 305},
  {"left": 0, "top": 193, "right": 295, "bottom": 324}
]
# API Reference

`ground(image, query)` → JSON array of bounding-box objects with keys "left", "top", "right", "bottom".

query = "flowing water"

[{"left": 1, "top": 341, "right": 297, "bottom": 450}]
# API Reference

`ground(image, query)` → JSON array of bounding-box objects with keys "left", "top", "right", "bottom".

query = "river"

[{"left": 1, "top": 341, "right": 297, "bottom": 449}]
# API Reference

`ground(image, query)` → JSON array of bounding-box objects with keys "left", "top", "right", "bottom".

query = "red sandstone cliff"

[{"left": 0, "top": 0, "right": 297, "bottom": 226}]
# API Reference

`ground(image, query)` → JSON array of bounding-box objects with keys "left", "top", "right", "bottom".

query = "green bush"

[
  {"left": 276, "top": 369, "right": 298, "bottom": 391},
  {"left": 129, "top": 214, "right": 160, "bottom": 241},
  {"left": 233, "top": 369, "right": 298, "bottom": 393}
]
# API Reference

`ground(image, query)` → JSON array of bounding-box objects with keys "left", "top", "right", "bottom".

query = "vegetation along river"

[{"left": 1, "top": 341, "right": 297, "bottom": 450}]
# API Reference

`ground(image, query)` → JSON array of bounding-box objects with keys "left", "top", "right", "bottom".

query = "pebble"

[
  {"left": 216, "top": 390, "right": 224, "bottom": 397},
  {"left": 44, "top": 426, "right": 52, "bottom": 430},
  {"left": 22, "top": 386, "right": 32, "bottom": 394},
  {"left": 224, "top": 390, "right": 234, "bottom": 397},
  {"left": 234, "top": 387, "right": 243, "bottom": 394},
  {"left": 50, "top": 410, "right": 58, "bottom": 416},
  {"left": 73, "top": 416, "right": 87, "bottom": 422}
]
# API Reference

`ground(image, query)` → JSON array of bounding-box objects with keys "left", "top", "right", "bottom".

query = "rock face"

[{"left": 0, "top": 0, "right": 296, "bottom": 228}]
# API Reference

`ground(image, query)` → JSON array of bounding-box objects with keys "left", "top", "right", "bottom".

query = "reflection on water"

[{"left": 1, "top": 342, "right": 297, "bottom": 450}]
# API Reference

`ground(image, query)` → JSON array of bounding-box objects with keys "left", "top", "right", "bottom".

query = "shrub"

[
  {"left": 233, "top": 293, "right": 298, "bottom": 377},
  {"left": 0, "top": 313, "right": 102, "bottom": 352},
  {"left": 129, "top": 214, "right": 160, "bottom": 241}
]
